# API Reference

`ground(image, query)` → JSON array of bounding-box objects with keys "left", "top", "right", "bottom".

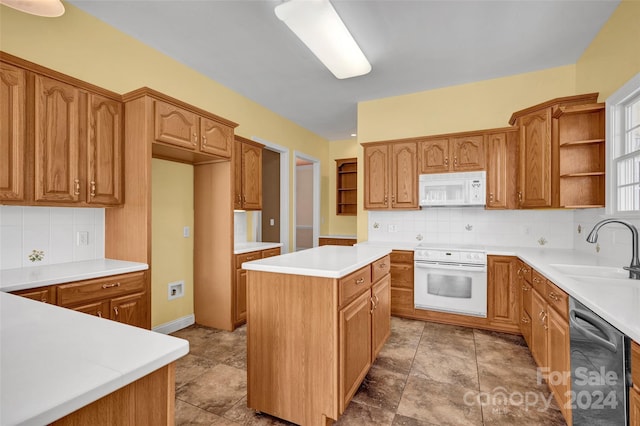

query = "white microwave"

[{"left": 419, "top": 171, "right": 486, "bottom": 207}]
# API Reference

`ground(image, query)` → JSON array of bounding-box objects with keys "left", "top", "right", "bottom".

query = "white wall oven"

[{"left": 414, "top": 245, "right": 487, "bottom": 317}]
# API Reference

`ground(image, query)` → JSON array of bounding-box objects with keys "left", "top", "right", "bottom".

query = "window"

[{"left": 607, "top": 72, "right": 640, "bottom": 215}]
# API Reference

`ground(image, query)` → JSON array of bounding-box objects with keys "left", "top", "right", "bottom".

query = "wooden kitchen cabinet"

[
  {"left": 363, "top": 141, "right": 418, "bottom": 210},
  {"left": 546, "top": 303, "right": 571, "bottom": 424},
  {"left": 485, "top": 129, "right": 518, "bottom": 209},
  {"left": 631, "top": 341, "right": 640, "bottom": 426},
  {"left": 530, "top": 287, "right": 548, "bottom": 368},
  {"left": 517, "top": 261, "right": 533, "bottom": 347},
  {"left": 0, "top": 61, "right": 26, "bottom": 202},
  {"left": 371, "top": 274, "right": 391, "bottom": 359},
  {"left": 233, "top": 247, "right": 281, "bottom": 327},
  {"left": 389, "top": 250, "right": 415, "bottom": 317},
  {"left": 1, "top": 53, "right": 124, "bottom": 207},
  {"left": 417, "top": 135, "right": 484, "bottom": 174},
  {"left": 12, "top": 285, "right": 56, "bottom": 304},
  {"left": 56, "top": 271, "right": 149, "bottom": 329},
  {"left": 234, "top": 135, "right": 263, "bottom": 210},
  {"left": 487, "top": 256, "right": 519, "bottom": 333},
  {"left": 319, "top": 237, "right": 357, "bottom": 246},
  {"left": 509, "top": 93, "right": 600, "bottom": 209},
  {"left": 154, "top": 99, "right": 233, "bottom": 158}
]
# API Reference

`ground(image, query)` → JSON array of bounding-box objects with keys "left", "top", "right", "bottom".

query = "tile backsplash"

[
  {"left": 368, "top": 208, "right": 575, "bottom": 249},
  {"left": 0, "top": 206, "right": 105, "bottom": 270},
  {"left": 573, "top": 208, "right": 640, "bottom": 263}
]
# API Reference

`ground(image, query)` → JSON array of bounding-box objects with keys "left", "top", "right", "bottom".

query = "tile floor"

[{"left": 172, "top": 317, "right": 566, "bottom": 425}]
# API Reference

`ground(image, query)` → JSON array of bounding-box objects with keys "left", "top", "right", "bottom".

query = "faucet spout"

[{"left": 586, "top": 219, "right": 640, "bottom": 279}]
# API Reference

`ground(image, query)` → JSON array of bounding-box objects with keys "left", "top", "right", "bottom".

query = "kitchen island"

[
  {"left": 242, "top": 245, "right": 391, "bottom": 426},
  {"left": 0, "top": 291, "right": 188, "bottom": 425}
]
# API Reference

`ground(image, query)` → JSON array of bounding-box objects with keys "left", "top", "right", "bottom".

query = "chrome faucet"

[{"left": 586, "top": 219, "right": 640, "bottom": 279}]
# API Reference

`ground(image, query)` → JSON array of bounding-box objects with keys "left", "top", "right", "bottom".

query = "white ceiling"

[{"left": 69, "top": 0, "right": 620, "bottom": 141}]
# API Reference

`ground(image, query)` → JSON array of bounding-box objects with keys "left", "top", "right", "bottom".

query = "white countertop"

[
  {"left": 0, "top": 292, "right": 189, "bottom": 426},
  {"left": 359, "top": 240, "right": 640, "bottom": 343},
  {"left": 0, "top": 259, "right": 149, "bottom": 293},
  {"left": 234, "top": 242, "right": 283, "bottom": 255},
  {"left": 242, "top": 245, "right": 391, "bottom": 278}
]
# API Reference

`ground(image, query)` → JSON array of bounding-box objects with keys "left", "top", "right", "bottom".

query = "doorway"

[{"left": 294, "top": 151, "right": 320, "bottom": 251}]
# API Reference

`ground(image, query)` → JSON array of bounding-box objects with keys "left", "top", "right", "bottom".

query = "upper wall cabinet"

[
  {"left": 485, "top": 129, "right": 519, "bottom": 209},
  {"left": 1, "top": 52, "right": 124, "bottom": 207},
  {"left": 363, "top": 141, "right": 418, "bottom": 210},
  {"left": 509, "top": 93, "right": 601, "bottom": 209},
  {"left": 418, "top": 135, "right": 484, "bottom": 174},
  {"left": 234, "top": 136, "right": 263, "bottom": 210},
  {"left": 0, "top": 61, "right": 26, "bottom": 202}
]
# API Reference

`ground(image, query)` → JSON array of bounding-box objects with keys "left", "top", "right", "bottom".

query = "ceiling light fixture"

[
  {"left": 274, "top": 0, "right": 371, "bottom": 80},
  {"left": 0, "top": 0, "right": 65, "bottom": 17}
]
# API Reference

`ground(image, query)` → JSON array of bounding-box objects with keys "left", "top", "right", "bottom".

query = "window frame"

[{"left": 606, "top": 72, "right": 640, "bottom": 217}]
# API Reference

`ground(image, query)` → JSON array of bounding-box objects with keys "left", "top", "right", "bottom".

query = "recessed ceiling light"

[{"left": 274, "top": 0, "right": 371, "bottom": 79}]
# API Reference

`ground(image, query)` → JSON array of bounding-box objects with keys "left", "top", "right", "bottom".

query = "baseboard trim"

[{"left": 153, "top": 314, "right": 195, "bottom": 335}]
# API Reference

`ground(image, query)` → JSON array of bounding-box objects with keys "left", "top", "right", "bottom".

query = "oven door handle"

[{"left": 414, "top": 261, "right": 486, "bottom": 272}]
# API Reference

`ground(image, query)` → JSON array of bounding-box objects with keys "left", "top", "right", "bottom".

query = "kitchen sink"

[{"left": 549, "top": 264, "right": 629, "bottom": 280}]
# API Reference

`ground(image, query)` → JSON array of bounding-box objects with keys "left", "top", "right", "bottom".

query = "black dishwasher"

[{"left": 569, "top": 297, "right": 631, "bottom": 425}]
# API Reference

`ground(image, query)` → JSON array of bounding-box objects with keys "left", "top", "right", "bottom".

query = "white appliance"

[
  {"left": 419, "top": 171, "right": 486, "bottom": 207},
  {"left": 414, "top": 245, "right": 487, "bottom": 317}
]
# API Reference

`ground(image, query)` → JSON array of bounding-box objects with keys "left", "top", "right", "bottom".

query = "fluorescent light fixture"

[
  {"left": 275, "top": 0, "right": 371, "bottom": 79},
  {"left": 0, "top": 0, "right": 65, "bottom": 17}
]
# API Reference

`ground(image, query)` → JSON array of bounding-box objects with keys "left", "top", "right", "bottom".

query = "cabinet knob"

[
  {"left": 533, "top": 277, "right": 541, "bottom": 284},
  {"left": 74, "top": 179, "right": 80, "bottom": 195},
  {"left": 521, "top": 285, "right": 529, "bottom": 291},
  {"left": 90, "top": 180, "right": 96, "bottom": 197},
  {"left": 355, "top": 277, "right": 365, "bottom": 285}
]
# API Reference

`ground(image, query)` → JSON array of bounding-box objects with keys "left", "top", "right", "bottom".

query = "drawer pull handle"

[
  {"left": 355, "top": 277, "right": 365, "bottom": 285},
  {"left": 533, "top": 277, "right": 541, "bottom": 283},
  {"left": 113, "top": 306, "right": 119, "bottom": 316},
  {"left": 521, "top": 316, "right": 530, "bottom": 324},
  {"left": 202, "top": 135, "right": 207, "bottom": 145},
  {"left": 548, "top": 292, "right": 560, "bottom": 302},
  {"left": 97, "top": 311, "right": 102, "bottom": 318},
  {"left": 90, "top": 180, "right": 96, "bottom": 197},
  {"left": 246, "top": 256, "right": 255, "bottom": 261},
  {"left": 374, "top": 294, "right": 379, "bottom": 308},
  {"left": 379, "top": 263, "right": 387, "bottom": 268},
  {"left": 102, "top": 282, "right": 121, "bottom": 289},
  {"left": 74, "top": 178, "right": 80, "bottom": 195},
  {"left": 193, "top": 133, "right": 198, "bottom": 142},
  {"left": 522, "top": 285, "right": 529, "bottom": 291},
  {"left": 370, "top": 296, "right": 375, "bottom": 313}
]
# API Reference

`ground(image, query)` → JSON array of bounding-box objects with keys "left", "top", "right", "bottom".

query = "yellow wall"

[
  {"left": 328, "top": 138, "right": 359, "bottom": 236},
  {"left": 0, "top": 3, "right": 329, "bottom": 326},
  {"left": 151, "top": 159, "right": 194, "bottom": 328},
  {"left": 575, "top": 0, "right": 640, "bottom": 100},
  {"left": 356, "top": 65, "right": 577, "bottom": 240}
]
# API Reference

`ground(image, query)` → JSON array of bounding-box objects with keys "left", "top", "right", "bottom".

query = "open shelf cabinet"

[
  {"left": 336, "top": 158, "right": 357, "bottom": 215},
  {"left": 554, "top": 103, "right": 605, "bottom": 208}
]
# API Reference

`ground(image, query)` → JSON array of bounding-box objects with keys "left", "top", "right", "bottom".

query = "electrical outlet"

[
  {"left": 76, "top": 231, "right": 89, "bottom": 246},
  {"left": 168, "top": 281, "right": 185, "bottom": 300},
  {"left": 183, "top": 226, "right": 190, "bottom": 238}
]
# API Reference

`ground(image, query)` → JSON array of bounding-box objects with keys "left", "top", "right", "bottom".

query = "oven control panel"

[{"left": 414, "top": 248, "right": 486, "bottom": 265}]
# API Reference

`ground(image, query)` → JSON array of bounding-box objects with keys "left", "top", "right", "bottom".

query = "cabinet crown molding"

[{"left": 508, "top": 93, "right": 599, "bottom": 125}]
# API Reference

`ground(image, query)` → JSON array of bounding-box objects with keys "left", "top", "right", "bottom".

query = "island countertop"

[
  {"left": 0, "top": 292, "right": 189, "bottom": 426},
  {"left": 241, "top": 245, "right": 391, "bottom": 278}
]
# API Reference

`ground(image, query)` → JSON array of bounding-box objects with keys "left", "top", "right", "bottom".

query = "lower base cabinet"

[
  {"left": 631, "top": 342, "right": 640, "bottom": 426},
  {"left": 234, "top": 247, "right": 281, "bottom": 327},
  {"left": 390, "top": 250, "right": 414, "bottom": 316},
  {"left": 11, "top": 271, "right": 149, "bottom": 329}
]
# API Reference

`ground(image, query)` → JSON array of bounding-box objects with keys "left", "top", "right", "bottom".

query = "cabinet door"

[
  {"left": 418, "top": 139, "right": 449, "bottom": 173},
  {"left": 0, "top": 62, "right": 25, "bottom": 201},
  {"left": 233, "top": 141, "right": 243, "bottom": 209},
  {"left": 391, "top": 142, "right": 418, "bottom": 209},
  {"left": 371, "top": 275, "right": 391, "bottom": 360},
  {"left": 87, "top": 93, "right": 123, "bottom": 205},
  {"left": 363, "top": 144, "right": 389, "bottom": 209},
  {"left": 242, "top": 142, "right": 262, "bottom": 210},
  {"left": 547, "top": 307, "right": 571, "bottom": 424},
  {"left": 487, "top": 256, "right": 518, "bottom": 327},
  {"left": 485, "top": 132, "right": 516, "bottom": 209},
  {"left": 235, "top": 268, "right": 247, "bottom": 324},
  {"left": 73, "top": 300, "right": 108, "bottom": 319},
  {"left": 200, "top": 117, "right": 232, "bottom": 158},
  {"left": 451, "top": 135, "right": 484, "bottom": 171},
  {"left": 154, "top": 101, "right": 198, "bottom": 150},
  {"left": 631, "top": 387, "right": 640, "bottom": 426},
  {"left": 339, "top": 290, "right": 372, "bottom": 412},
  {"left": 530, "top": 289, "right": 548, "bottom": 369},
  {"left": 34, "top": 75, "right": 80, "bottom": 202},
  {"left": 110, "top": 291, "right": 147, "bottom": 328},
  {"left": 519, "top": 109, "right": 552, "bottom": 207}
]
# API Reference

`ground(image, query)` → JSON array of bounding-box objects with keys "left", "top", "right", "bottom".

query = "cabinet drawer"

[
  {"left": 261, "top": 247, "right": 281, "bottom": 259},
  {"left": 531, "top": 270, "right": 546, "bottom": 294},
  {"left": 339, "top": 265, "right": 372, "bottom": 307},
  {"left": 519, "top": 262, "right": 532, "bottom": 283},
  {"left": 632, "top": 341, "right": 640, "bottom": 390},
  {"left": 236, "top": 251, "right": 261, "bottom": 268},
  {"left": 371, "top": 255, "right": 390, "bottom": 283},
  {"left": 391, "top": 287, "right": 414, "bottom": 316},
  {"left": 390, "top": 250, "right": 413, "bottom": 264},
  {"left": 57, "top": 272, "right": 145, "bottom": 307},
  {"left": 12, "top": 286, "right": 56, "bottom": 304},
  {"left": 545, "top": 280, "right": 568, "bottom": 320},
  {"left": 390, "top": 262, "right": 414, "bottom": 289}
]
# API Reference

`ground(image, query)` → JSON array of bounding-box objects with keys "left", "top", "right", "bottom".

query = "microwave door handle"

[{"left": 569, "top": 308, "right": 618, "bottom": 353}]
